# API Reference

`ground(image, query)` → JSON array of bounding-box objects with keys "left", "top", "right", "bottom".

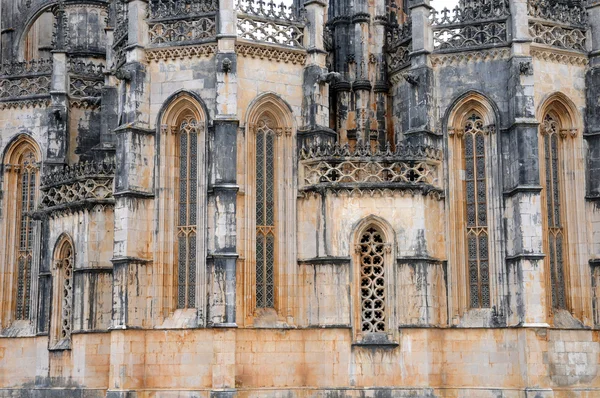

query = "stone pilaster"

[
  {"left": 586, "top": 1, "right": 600, "bottom": 326},
  {"left": 586, "top": 1, "right": 600, "bottom": 201},
  {"left": 404, "top": 0, "right": 436, "bottom": 146},
  {"left": 208, "top": 0, "right": 239, "bottom": 330},
  {"left": 504, "top": 0, "right": 547, "bottom": 327}
]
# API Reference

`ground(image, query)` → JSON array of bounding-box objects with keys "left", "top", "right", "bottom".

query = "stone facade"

[{"left": 0, "top": 0, "right": 600, "bottom": 396}]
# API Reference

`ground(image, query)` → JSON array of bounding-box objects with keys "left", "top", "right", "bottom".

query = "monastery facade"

[{"left": 1, "top": 0, "right": 600, "bottom": 396}]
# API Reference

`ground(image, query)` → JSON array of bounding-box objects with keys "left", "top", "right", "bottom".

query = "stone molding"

[
  {"left": 236, "top": 42, "right": 307, "bottom": 65},
  {"left": 146, "top": 43, "right": 218, "bottom": 62},
  {"left": 430, "top": 48, "right": 511, "bottom": 68},
  {"left": 298, "top": 186, "right": 443, "bottom": 200},
  {"left": 531, "top": 48, "right": 588, "bottom": 66}
]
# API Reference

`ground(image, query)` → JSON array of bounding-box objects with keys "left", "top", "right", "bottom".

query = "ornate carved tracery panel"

[
  {"left": 15, "top": 151, "right": 38, "bottom": 320},
  {"left": 542, "top": 114, "right": 567, "bottom": 310},
  {"left": 177, "top": 117, "right": 199, "bottom": 309},
  {"left": 358, "top": 227, "right": 387, "bottom": 333},
  {"left": 463, "top": 114, "right": 490, "bottom": 308},
  {"left": 255, "top": 117, "right": 276, "bottom": 309}
]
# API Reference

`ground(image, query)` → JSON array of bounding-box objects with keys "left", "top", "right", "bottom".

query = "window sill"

[
  {"left": 352, "top": 333, "right": 399, "bottom": 349},
  {"left": 48, "top": 338, "right": 71, "bottom": 351}
]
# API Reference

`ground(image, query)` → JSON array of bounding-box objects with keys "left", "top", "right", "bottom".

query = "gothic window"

[
  {"left": 255, "top": 117, "right": 276, "bottom": 309},
  {"left": 51, "top": 238, "right": 74, "bottom": 348},
  {"left": 176, "top": 117, "right": 198, "bottom": 309},
  {"left": 358, "top": 226, "right": 387, "bottom": 333},
  {"left": 541, "top": 114, "right": 567, "bottom": 310},
  {"left": 463, "top": 113, "right": 490, "bottom": 308}
]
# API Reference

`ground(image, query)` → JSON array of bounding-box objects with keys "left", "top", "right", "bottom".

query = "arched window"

[
  {"left": 446, "top": 93, "right": 500, "bottom": 317},
  {"left": 23, "top": 11, "right": 54, "bottom": 61},
  {"left": 0, "top": 137, "right": 41, "bottom": 324},
  {"left": 156, "top": 93, "right": 207, "bottom": 318},
  {"left": 241, "top": 93, "right": 295, "bottom": 325},
  {"left": 51, "top": 236, "right": 74, "bottom": 349},
  {"left": 358, "top": 226, "right": 387, "bottom": 333},
  {"left": 541, "top": 113, "right": 567, "bottom": 310},
  {"left": 255, "top": 116, "right": 276, "bottom": 308},
  {"left": 463, "top": 113, "right": 490, "bottom": 309}
]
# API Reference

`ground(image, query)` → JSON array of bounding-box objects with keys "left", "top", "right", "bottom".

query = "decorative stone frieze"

[
  {"left": 531, "top": 48, "right": 588, "bottom": 65},
  {"left": 529, "top": 22, "right": 587, "bottom": 52},
  {"left": 146, "top": 43, "right": 218, "bottom": 61},
  {"left": 430, "top": 48, "right": 511, "bottom": 67},
  {"left": 235, "top": 43, "right": 307, "bottom": 64}
]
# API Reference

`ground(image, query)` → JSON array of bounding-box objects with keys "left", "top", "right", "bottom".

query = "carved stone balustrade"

[
  {"left": 386, "top": 16, "right": 412, "bottom": 76},
  {"left": 236, "top": 0, "right": 306, "bottom": 48},
  {"left": 147, "top": 0, "right": 218, "bottom": 47},
  {"left": 299, "top": 142, "right": 443, "bottom": 199},
  {"left": 430, "top": 0, "right": 511, "bottom": 52},
  {"left": 0, "top": 59, "right": 53, "bottom": 106},
  {"left": 68, "top": 58, "right": 105, "bottom": 98},
  {"left": 38, "top": 161, "right": 116, "bottom": 214},
  {"left": 527, "top": 0, "right": 588, "bottom": 52}
]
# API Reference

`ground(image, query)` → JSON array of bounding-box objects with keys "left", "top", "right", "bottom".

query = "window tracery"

[
  {"left": 255, "top": 117, "right": 276, "bottom": 309},
  {"left": 463, "top": 113, "right": 490, "bottom": 308},
  {"left": 358, "top": 226, "right": 387, "bottom": 333},
  {"left": 54, "top": 239, "right": 74, "bottom": 344},
  {"left": 176, "top": 117, "right": 199, "bottom": 309},
  {"left": 541, "top": 113, "right": 567, "bottom": 310},
  {"left": 15, "top": 150, "right": 38, "bottom": 320}
]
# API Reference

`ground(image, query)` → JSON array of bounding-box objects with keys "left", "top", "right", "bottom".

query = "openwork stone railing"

[
  {"left": 236, "top": 0, "right": 306, "bottom": 48},
  {"left": 39, "top": 161, "right": 116, "bottom": 212},
  {"left": 528, "top": 0, "right": 587, "bottom": 52},
  {"left": 147, "top": 0, "right": 218, "bottom": 47},
  {"left": 0, "top": 59, "right": 53, "bottom": 101},
  {"left": 430, "top": 0, "right": 511, "bottom": 52},
  {"left": 68, "top": 59, "right": 105, "bottom": 98},
  {"left": 386, "top": 16, "right": 412, "bottom": 75},
  {"left": 299, "top": 142, "right": 442, "bottom": 194}
]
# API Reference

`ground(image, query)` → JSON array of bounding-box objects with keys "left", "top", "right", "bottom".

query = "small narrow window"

[
  {"left": 15, "top": 151, "right": 38, "bottom": 320},
  {"left": 255, "top": 117, "right": 276, "bottom": 309},
  {"left": 463, "top": 113, "right": 490, "bottom": 308},
  {"left": 359, "top": 226, "right": 386, "bottom": 333},
  {"left": 542, "top": 114, "right": 567, "bottom": 310},
  {"left": 51, "top": 237, "right": 74, "bottom": 349},
  {"left": 177, "top": 117, "right": 198, "bottom": 309}
]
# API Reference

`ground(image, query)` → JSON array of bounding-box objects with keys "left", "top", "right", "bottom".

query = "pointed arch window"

[
  {"left": 541, "top": 113, "right": 567, "bottom": 310},
  {"left": 255, "top": 117, "right": 276, "bottom": 309},
  {"left": 176, "top": 117, "right": 199, "bottom": 309},
  {"left": 463, "top": 113, "right": 490, "bottom": 308},
  {"left": 51, "top": 237, "right": 74, "bottom": 349},
  {"left": 358, "top": 226, "right": 387, "bottom": 333}
]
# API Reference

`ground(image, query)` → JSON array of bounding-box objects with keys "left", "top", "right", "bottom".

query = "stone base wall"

[{"left": 1, "top": 328, "right": 598, "bottom": 397}]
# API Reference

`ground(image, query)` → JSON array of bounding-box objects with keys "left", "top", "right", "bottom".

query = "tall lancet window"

[
  {"left": 16, "top": 150, "right": 38, "bottom": 320},
  {"left": 255, "top": 117, "right": 276, "bottom": 309},
  {"left": 177, "top": 117, "right": 198, "bottom": 309},
  {"left": 463, "top": 113, "right": 490, "bottom": 308},
  {"left": 51, "top": 236, "right": 74, "bottom": 349},
  {"left": 541, "top": 114, "right": 567, "bottom": 310},
  {"left": 358, "top": 226, "right": 387, "bottom": 333}
]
